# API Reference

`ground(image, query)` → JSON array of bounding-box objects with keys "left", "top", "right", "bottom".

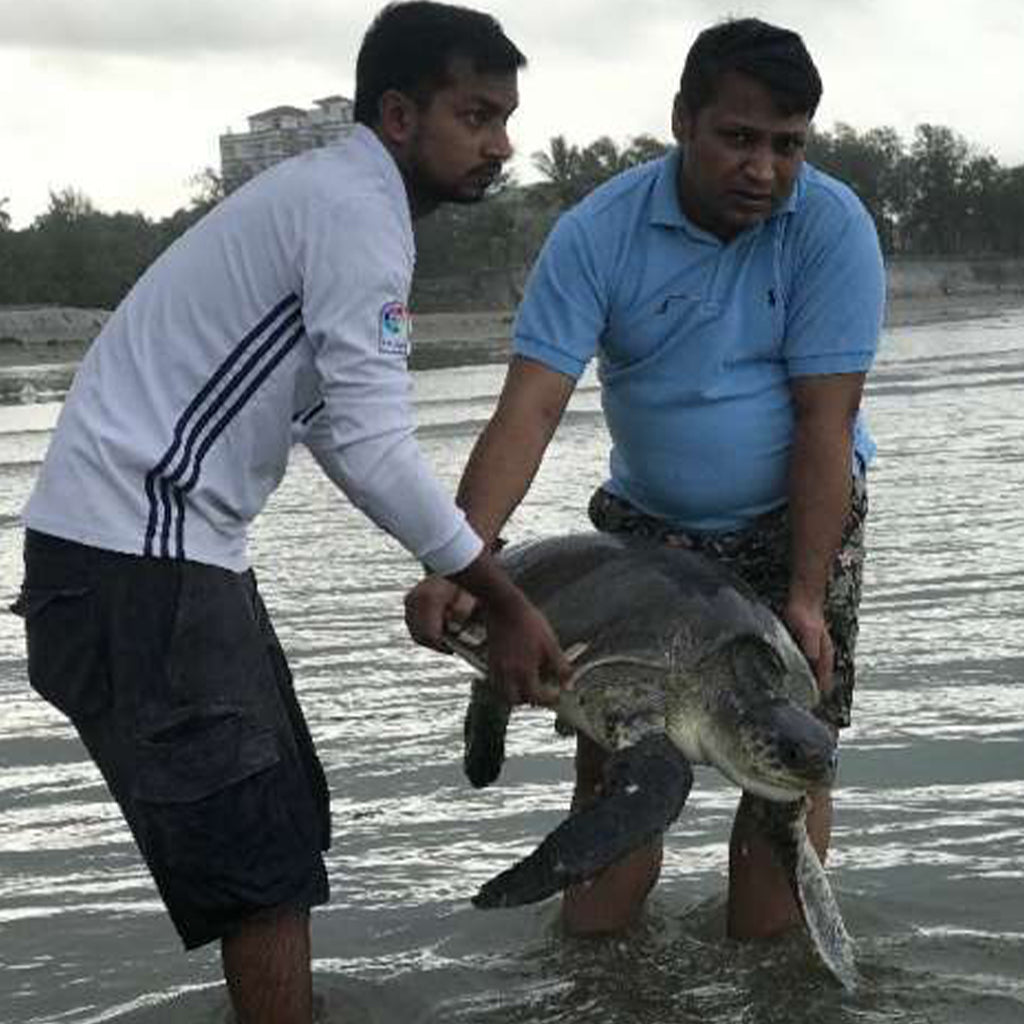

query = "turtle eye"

[{"left": 777, "top": 737, "right": 804, "bottom": 768}]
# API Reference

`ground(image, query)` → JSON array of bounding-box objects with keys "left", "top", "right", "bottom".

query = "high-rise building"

[{"left": 219, "top": 95, "right": 356, "bottom": 192}]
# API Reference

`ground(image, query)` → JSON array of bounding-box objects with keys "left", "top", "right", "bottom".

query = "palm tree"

[
  {"left": 531, "top": 134, "right": 587, "bottom": 207},
  {"left": 532, "top": 134, "right": 671, "bottom": 210}
]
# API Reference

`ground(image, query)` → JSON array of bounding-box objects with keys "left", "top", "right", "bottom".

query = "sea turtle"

[{"left": 444, "top": 531, "right": 857, "bottom": 990}]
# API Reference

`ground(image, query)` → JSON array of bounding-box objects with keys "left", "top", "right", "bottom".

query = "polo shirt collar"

[
  {"left": 650, "top": 148, "right": 688, "bottom": 229},
  {"left": 350, "top": 124, "right": 408, "bottom": 204},
  {"left": 775, "top": 165, "right": 805, "bottom": 216}
]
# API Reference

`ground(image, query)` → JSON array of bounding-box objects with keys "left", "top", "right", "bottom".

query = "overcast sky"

[{"left": 2, "top": 0, "right": 1021, "bottom": 229}]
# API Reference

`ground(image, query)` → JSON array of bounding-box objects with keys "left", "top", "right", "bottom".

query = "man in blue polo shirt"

[{"left": 406, "top": 17, "right": 884, "bottom": 940}]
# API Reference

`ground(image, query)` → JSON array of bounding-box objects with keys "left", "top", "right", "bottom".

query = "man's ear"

[{"left": 377, "top": 89, "right": 419, "bottom": 148}]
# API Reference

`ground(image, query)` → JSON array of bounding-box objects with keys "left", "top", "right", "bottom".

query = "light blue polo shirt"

[{"left": 514, "top": 150, "right": 885, "bottom": 531}]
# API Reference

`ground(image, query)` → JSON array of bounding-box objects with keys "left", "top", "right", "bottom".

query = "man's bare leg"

[
  {"left": 726, "top": 786, "right": 832, "bottom": 939},
  {"left": 221, "top": 907, "right": 313, "bottom": 1024},
  {"left": 560, "top": 733, "right": 663, "bottom": 935}
]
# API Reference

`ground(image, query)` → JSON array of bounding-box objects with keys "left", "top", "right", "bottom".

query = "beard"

[{"left": 406, "top": 155, "right": 503, "bottom": 211}]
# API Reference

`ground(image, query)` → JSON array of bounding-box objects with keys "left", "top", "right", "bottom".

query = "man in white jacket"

[{"left": 11, "top": 4, "right": 569, "bottom": 1021}]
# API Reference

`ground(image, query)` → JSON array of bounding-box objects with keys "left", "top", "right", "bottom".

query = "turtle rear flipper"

[
  {"left": 791, "top": 825, "right": 858, "bottom": 992},
  {"left": 757, "top": 798, "right": 859, "bottom": 992},
  {"left": 473, "top": 733, "right": 693, "bottom": 908}
]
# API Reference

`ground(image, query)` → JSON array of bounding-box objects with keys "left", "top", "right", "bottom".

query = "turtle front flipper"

[
  {"left": 473, "top": 733, "right": 693, "bottom": 909},
  {"left": 756, "top": 798, "right": 859, "bottom": 992},
  {"left": 457, "top": 635, "right": 590, "bottom": 788},
  {"left": 463, "top": 676, "right": 512, "bottom": 788},
  {"left": 445, "top": 619, "right": 511, "bottom": 788}
]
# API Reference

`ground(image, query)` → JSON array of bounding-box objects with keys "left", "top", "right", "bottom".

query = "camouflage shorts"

[{"left": 587, "top": 474, "right": 868, "bottom": 730}]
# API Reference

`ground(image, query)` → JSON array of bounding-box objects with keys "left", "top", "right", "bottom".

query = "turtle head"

[{"left": 679, "top": 633, "right": 837, "bottom": 802}]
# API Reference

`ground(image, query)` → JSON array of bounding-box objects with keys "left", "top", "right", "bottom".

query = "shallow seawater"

[{"left": 1, "top": 310, "right": 1023, "bottom": 1024}]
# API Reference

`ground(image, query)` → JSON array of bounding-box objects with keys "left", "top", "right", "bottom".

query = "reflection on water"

[{"left": 0, "top": 310, "right": 1023, "bottom": 1023}]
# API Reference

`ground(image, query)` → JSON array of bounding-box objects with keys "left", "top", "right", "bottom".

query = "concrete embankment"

[
  {"left": 2, "top": 259, "right": 1022, "bottom": 361},
  {"left": 0, "top": 306, "right": 110, "bottom": 345},
  {"left": 0, "top": 306, "right": 110, "bottom": 363},
  {"left": 886, "top": 257, "right": 1024, "bottom": 299}
]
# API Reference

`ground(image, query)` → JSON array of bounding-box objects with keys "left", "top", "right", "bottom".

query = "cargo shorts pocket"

[
  {"left": 132, "top": 707, "right": 296, "bottom": 887},
  {"left": 10, "top": 586, "right": 110, "bottom": 720}
]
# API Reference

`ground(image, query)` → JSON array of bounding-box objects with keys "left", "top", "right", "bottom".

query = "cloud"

[
  {"left": 0, "top": 0, "right": 368, "bottom": 58},
  {"left": 0, "top": 0, "right": 1020, "bottom": 229},
  {"left": 0, "top": 0, "right": 721, "bottom": 62}
]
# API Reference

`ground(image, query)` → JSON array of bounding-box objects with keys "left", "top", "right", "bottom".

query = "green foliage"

[
  {"left": 0, "top": 188, "right": 165, "bottom": 308},
  {"left": 806, "top": 123, "right": 1024, "bottom": 256},
  {"left": 413, "top": 173, "right": 556, "bottom": 282},
  {"left": 0, "top": 173, "right": 226, "bottom": 308},
  {"left": 531, "top": 133, "right": 670, "bottom": 209},
  {"left": 807, "top": 124, "right": 910, "bottom": 252},
  {"left": 1, "top": 122, "right": 1022, "bottom": 311},
  {"left": 187, "top": 167, "right": 227, "bottom": 214},
  {"left": 990, "top": 166, "right": 1024, "bottom": 257}
]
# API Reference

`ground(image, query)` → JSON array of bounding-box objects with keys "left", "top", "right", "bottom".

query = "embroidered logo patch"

[{"left": 379, "top": 300, "right": 411, "bottom": 356}]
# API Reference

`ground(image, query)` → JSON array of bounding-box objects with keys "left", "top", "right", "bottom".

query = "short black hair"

[
  {"left": 679, "top": 18, "right": 822, "bottom": 119},
  {"left": 354, "top": 1, "right": 526, "bottom": 126}
]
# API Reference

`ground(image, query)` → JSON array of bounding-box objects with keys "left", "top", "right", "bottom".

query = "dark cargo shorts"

[
  {"left": 588, "top": 472, "right": 868, "bottom": 730},
  {"left": 11, "top": 530, "right": 332, "bottom": 949}
]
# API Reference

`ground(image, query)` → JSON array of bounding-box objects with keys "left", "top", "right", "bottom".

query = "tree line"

[{"left": 2, "top": 121, "right": 1023, "bottom": 312}]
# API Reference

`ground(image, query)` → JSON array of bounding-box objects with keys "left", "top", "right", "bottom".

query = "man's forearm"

[
  {"left": 457, "top": 413, "right": 554, "bottom": 547},
  {"left": 787, "top": 419, "right": 853, "bottom": 608},
  {"left": 456, "top": 358, "right": 575, "bottom": 547}
]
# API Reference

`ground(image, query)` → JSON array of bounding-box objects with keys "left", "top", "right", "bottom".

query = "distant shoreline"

[
  {"left": 1, "top": 291, "right": 1022, "bottom": 372},
  {"left": 883, "top": 291, "right": 1024, "bottom": 329}
]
